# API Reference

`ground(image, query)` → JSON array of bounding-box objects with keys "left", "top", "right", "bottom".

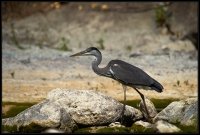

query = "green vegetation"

[
  {"left": 120, "top": 98, "right": 179, "bottom": 112},
  {"left": 155, "top": 5, "right": 171, "bottom": 28},
  {"left": 75, "top": 126, "right": 156, "bottom": 133},
  {"left": 150, "top": 98, "right": 179, "bottom": 112},
  {"left": 177, "top": 80, "right": 180, "bottom": 86},
  {"left": 74, "top": 127, "right": 93, "bottom": 133},
  {"left": 2, "top": 123, "right": 45, "bottom": 133},
  {"left": 96, "top": 38, "right": 105, "bottom": 50},
  {"left": 2, "top": 125, "right": 18, "bottom": 133},
  {"left": 2, "top": 102, "right": 37, "bottom": 106},
  {"left": 75, "top": 127, "right": 130, "bottom": 133},
  {"left": 125, "top": 45, "right": 132, "bottom": 51},
  {"left": 120, "top": 99, "right": 140, "bottom": 108},
  {"left": 19, "top": 123, "right": 45, "bottom": 133},
  {"left": 2, "top": 102, "right": 36, "bottom": 118},
  {"left": 96, "top": 127, "right": 129, "bottom": 133},
  {"left": 174, "top": 122, "right": 198, "bottom": 133},
  {"left": 131, "top": 124, "right": 156, "bottom": 133},
  {"left": 58, "top": 37, "right": 71, "bottom": 51}
]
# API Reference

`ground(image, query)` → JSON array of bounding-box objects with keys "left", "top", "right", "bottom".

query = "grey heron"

[{"left": 70, "top": 47, "right": 163, "bottom": 122}]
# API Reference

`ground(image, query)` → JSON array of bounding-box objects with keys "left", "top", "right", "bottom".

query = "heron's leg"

[
  {"left": 120, "top": 85, "right": 127, "bottom": 123},
  {"left": 133, "top": 87, "right": 150, "bottom": 120}
]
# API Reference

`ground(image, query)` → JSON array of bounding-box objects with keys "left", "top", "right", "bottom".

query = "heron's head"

[{"left": 70, "top": 47, "right": 101, "bottom": 57}]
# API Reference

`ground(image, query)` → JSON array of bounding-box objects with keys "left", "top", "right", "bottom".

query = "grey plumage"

[{"left": 107, "top": 60, "right": 163, "bottom": 92}]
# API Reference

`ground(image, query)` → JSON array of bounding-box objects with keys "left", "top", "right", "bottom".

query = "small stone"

[
  {"left": 134, "top": 120, "right": 152, "bottom": 128},
  {"left": 42, "top": 128, "right": 65, "bottom": 133},
  {"left": 109, "top": 122, "right": 125, "bottom": 128},
  {"left": 131, "top": 120, "right": 156, "bottom": 133}
]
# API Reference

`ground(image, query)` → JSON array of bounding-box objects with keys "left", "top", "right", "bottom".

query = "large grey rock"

[
  {"left": 154, "top": 98, "right": 197, "bottom": 126},
  {"left": 2, "top": 88, "right": 143, "bottom": 132},
  {"left": 47, "top": 88, "right": 143, "bottom": 125}
]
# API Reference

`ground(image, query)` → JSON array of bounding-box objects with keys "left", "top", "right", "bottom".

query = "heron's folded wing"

[{"left": 110, "top": 62, "right": 153, "bottom": 86}]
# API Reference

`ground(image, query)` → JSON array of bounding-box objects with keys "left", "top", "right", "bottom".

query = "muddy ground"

[{"left": 2, "top": 2, "right": 198, "bottom": 103}]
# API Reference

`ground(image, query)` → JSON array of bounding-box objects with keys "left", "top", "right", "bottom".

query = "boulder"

[
  {"left": 2, "top": 88, "right": 143, "bottom": 133},
  {"left": 155, "top": 120, "right": 181, "bottom": 133},
  {"left": 2, "top": 99, "right": 78, "bottom": 133},
  {"left": 153, "top": 98, "right": 197, "bottom": 126},
  {"left": 47, "top": 88, "right": 143, "bottom": 125}
]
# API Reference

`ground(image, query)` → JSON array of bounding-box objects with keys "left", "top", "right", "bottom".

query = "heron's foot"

[{"left": 144, "top": 113, "right": 154, "bottom": 123}]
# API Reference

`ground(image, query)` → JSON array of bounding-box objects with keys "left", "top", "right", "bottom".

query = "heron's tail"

[{"left": 150, "top": 79, "right": 164, "bottom": 93}]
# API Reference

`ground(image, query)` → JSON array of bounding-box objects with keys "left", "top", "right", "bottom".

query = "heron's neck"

[{"left": 91, "top": 53, "right": 106, "bottom": 76}]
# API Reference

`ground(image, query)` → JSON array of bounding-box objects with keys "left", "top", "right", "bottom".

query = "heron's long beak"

[{"left": 70, "top": 50, "right": 87, "bottom": 57}]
